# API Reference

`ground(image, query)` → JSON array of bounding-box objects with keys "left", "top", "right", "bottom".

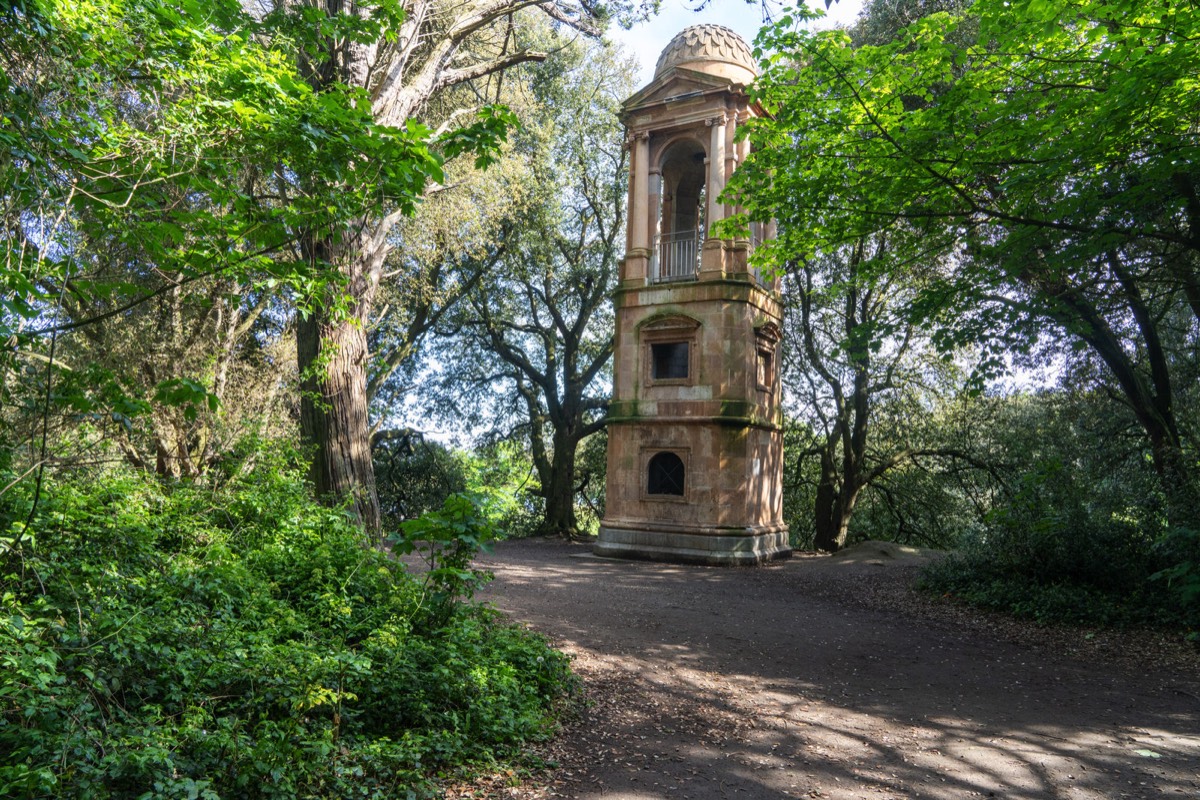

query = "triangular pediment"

[
  {"left": 622, "top": 67, "right": 743, "bottom": 115},
  {"left": 754, "top": 321, "right": 782, "bottom": 343}
]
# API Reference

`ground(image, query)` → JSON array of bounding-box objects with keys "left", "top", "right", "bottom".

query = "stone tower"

[{"left": 594, "top": 25, "right": 789, "bottom": 565}]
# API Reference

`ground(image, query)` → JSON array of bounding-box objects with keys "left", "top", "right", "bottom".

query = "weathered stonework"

[
  {"left": 653, "top": 24, "right": 758, "bottom": 85},
  {"left": 595, "top": 25, "right": 789, "bottom": 566}
]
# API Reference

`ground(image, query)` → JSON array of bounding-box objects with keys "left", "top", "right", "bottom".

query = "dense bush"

[
  {"left": 0, "top": 456, "right": 573, "bottom": 799},
  {"left": 919, "top": 460, "right": 1194, "bottom": 630},
  {"left": 375, "top": 436, "right": 468, "bottom": 531},
  {"left": 458, "top": 444, "right": 545, "bottom": 540}
]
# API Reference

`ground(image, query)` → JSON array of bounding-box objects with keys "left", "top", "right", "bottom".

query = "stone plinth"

[{"left": 594, "top": 525, "right": 790, "bottom": 566}]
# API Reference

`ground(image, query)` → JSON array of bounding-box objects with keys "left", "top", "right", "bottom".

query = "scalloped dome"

[{"left": 653, "top": 25, "right": 757, "bottom": 83}]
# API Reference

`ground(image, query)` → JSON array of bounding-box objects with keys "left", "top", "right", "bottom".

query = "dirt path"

[{"left": 471, "top": 539, "right": 1200, "bottom": 800}]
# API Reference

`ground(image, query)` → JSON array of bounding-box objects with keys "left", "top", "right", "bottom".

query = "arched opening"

[
  {"left": 654, "top": 139, "right": 706, "bottom": 282},
  {"left": 647, "top": 451, "right": 686, "bottom": 496}
]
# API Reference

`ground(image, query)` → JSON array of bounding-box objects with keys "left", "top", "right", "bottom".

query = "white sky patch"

[{"left": 608, "top": 0, "right": 866, "bottom": 85}]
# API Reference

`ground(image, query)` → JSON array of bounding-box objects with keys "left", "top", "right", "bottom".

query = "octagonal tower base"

[{"left": 595, "top": 523, "right": 790, "bottom": 566}]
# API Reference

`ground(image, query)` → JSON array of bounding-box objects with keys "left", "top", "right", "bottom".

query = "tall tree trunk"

[
  {"left": 278, "top": 0, "right": 600, "bottom": 542},
  {"left": 1147, "top": 425, "right": 1198, "bottom": 530},
  {"left": 813, "top": 446, "right": 842, "bottom": 552},
  {"left": 290, "top": 8, "right": 387, "bottom": 543},
  {"left": 539, "top": 430, "right": 579, "bottom": 538},
  {"left": 813, "top": 444, "right": 866, "bottom": 552},
  {"left": 298, "top": 230, "right": 383, "bottom": 540}
]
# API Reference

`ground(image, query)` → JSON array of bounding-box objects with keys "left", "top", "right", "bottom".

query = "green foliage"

[
  {"left": 735, "top": 0, "right": 1200, "bottom": 277},
  {"left": 376, "top": 439, "right": 554, "bottom": 541},
  {"left": 1151, "top": 527, "right": 1200, "bottom": 635},
  {"left": 919, "top": 460, "right": 1189, "bottom": 629},
  {"left": 781, "top": 386, "right": 985, "bottom": 554},
  {"left": 740, "top": 0, "right": 1197, "bottom": 630},
  {"left": 782, "top": 421, "right": 819, "bottom": 551},
  {"left": 572, "top": 430, "right": 608, "bottom": 537},
  {"left": 459, "top": 443, "right": 545, "bottom": 540},
  {"left": 375, "top": 437, "right": 468, "bottom": 530},
  {"left": 1, "top": 0, "right": 517, "bottom": 480},
  {"left": 419, "top": 41, "right": 632, "bottom": 538},
  {"left": 0, "top": 456, "right": 573, "bottom": 798},
  {"left": 390, "top": 493, "right": 496, "bottom": 631},
  {"left": 152, "top": 378, "right": 221, "bottom": 423},
  {"left": 731, "top": 0, "right": 1200, "bottom": 521},
  {"left": 3, "top": 0, "right": 450, "bottom": 323}
]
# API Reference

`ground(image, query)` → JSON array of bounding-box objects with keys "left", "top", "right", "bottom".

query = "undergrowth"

[
  {"left": 0, "top": 454, "right": 575, "bottom": 799},
  {"left": 918, "top": 462, "right": 1199, "bottom": 634}
]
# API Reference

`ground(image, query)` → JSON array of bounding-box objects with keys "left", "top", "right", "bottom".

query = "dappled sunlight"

[
  {"left": 599, "top": 662, "right": 1197, "bottom": 798},
  {"left": 478, "top": 540, "right": 1200, "bottom": 799}
]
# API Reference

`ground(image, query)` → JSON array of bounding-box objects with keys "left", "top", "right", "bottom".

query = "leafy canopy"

[
  {"left": 1, "top": 0, "right": 513, "bottom": 421},
  {"left": 727, "top": 0, "right": 1200, "bottom": 349}
]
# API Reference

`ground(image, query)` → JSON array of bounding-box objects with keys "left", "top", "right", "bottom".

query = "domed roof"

[{"left": 653, "top": 25, "right": 757, "bottom": 83}]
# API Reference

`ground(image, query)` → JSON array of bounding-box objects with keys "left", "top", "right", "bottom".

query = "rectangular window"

[
  {"left": 757, "top": 348, "right": 774, "bottom": 390},
  {"left": 651, "top": 342, "right": 689, "bottom": 380}
]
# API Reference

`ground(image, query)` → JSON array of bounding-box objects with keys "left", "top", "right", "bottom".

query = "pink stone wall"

[
  {"left": 599, "top": 38, "right": 787, "bottom": 560},
  {"left": 604, "top": 276, "right": 785, "bottom": 535}
]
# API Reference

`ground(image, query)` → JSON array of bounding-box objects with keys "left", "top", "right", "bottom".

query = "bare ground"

[{"left": 455, "top": 538, "right": 1200, "bottom": 800}]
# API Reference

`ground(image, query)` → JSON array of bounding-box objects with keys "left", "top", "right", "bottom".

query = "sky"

[{"left": 608, "top": 0, "right": 866, "bottom": 85}]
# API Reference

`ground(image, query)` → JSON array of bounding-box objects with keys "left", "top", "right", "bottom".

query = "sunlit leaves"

[
  {"left": 730, "top": 0, "right": 1199, "bottom": 516},
  {"left": 732, "top": 0, "right": 1200, "bottom": 265},
  {"left": 1, "top": 0, "right": 516, "bottom": 431},
  {"left": 728, "top": 0, "right": 1200, "bottom": 359},
  {"left": 152, "top": 377, "right": 220, "bottom": 423},
  {"left": 441, "top": 105, "right": 520, "bottom": 171}
]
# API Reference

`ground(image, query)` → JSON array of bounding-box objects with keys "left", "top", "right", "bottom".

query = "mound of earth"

[{"left": 828, "top": 539, "right": 946, "bottom": 566}]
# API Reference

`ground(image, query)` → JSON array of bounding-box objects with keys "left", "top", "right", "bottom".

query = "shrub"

[
  {"left": 459, "top": 444, "right": 544, "bottom": 540},
  {"left": 918, "top": 460, "right": 1189, "bottom": 629},
  {"left": 1152, "top": 526, "right": 1200, "bottom": 638},
  {"left": 375, "top": 437, "right": 468, "bottom": 533},
  {"left": 0, "top": 457, "right": 573, "bottom": 799},
  {"left": 390, "top": 493, "right": 498, "bottom": 631}
]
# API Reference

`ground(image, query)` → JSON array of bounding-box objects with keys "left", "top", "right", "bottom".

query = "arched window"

[{"left": 647, "top": 452, "right": 685, "bottom": 496}]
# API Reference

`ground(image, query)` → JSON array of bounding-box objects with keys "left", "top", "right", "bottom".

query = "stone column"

[
  {"left": 724, "top": 111, "right": 739, "bottom": 222},
  {"left": 623, "top": 133, "right": 636, "bottom": 252},
  {"left": 734, "top": 112, "right": 752, "bottom": 227},
  {"left": 700, "top": 114, "right": 728, "bottom": 278},
  {"left": 632, "top": 131, "right": 650, "bottom": 250},
  {"left": 648, "top": 168, "right": 662, "bottom": 280},
  {"left": 706, "top": 113, "right": 727, "bottom": 234},
  {"left": 660, "top": 176, "right": 675, "bottom": 238},
  {"left": 624, "top": 131, "right": 651, "bottom": 285}
]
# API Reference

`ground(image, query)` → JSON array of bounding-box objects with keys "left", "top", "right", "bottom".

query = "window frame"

[
  {"left": 641, "top": 317, "right": 700, "bottom": 388},
  {"left": 641, "top": 447, "right": 690, "bottom": 503},
  {"left": 756, "top": 345, "right": 776, "bottom": 393},
  {"left": 753, "top": 322, "right": 782, "bottom": 396},
  {"left": 650, "top": 340, "right": 691, "bottom": 381}
]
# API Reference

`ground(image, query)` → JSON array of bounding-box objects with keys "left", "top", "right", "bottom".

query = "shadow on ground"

[{"left": 475, "top": 539, "right": 1200, "bottom": 800}]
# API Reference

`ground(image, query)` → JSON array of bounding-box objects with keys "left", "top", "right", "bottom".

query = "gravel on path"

[{"left": 452, "top": 538, "right": 1200, "bottom": 800}]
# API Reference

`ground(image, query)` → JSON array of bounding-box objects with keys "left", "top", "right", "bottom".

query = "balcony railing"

[
  {"left": 648, "top": 228, "right": 777, "bottom": 287},
  {"left": 652, "top": 229, "right": 700, "bottom": 282}
]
